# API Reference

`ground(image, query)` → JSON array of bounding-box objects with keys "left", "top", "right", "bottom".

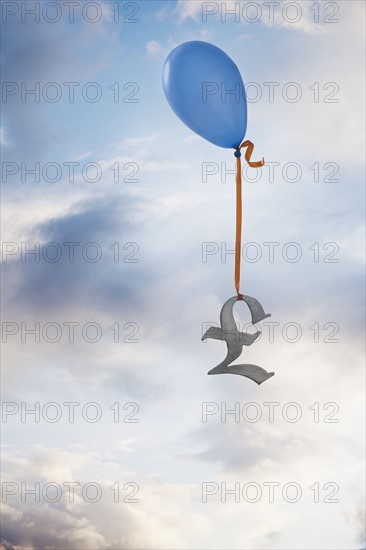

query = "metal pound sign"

[{"left": 202, "top": 295, "right": 275, "bottom": 385}]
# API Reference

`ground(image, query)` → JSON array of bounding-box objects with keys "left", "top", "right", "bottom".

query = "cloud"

[
  {"left": 146, "top": 40, "right": 163, "bottom": 58},
  {"left": 119, "top": 133, "right": 158, "bottom": 149},
  {"left": 0, "top": 445, "right": 211, "bottom": 550},
  {"left": 175, "top": 0, "right": 331, "bottom": 31},
  {"left": 0, "top": 127, "right": 8, "bottom": 145},
  {"left": 1, "top": 194, "right": 147, "bottom": 315},
  {"left": 175, "top": 0, "right": 203, "bottom": 21},
  {"left": 1, "top": 2, "right": 365, "bottom": 549},
  {"left": 1, "top": 2, "right": 122, "bottom": 163},
  {"left": 1, "top": 541, "right": 32, "bottom": 550},
  {"left": 344, "top": 499, "right": 366, "bottom": 549}
]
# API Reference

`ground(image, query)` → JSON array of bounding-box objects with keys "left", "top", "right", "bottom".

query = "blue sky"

[{"left": 1, "top": 1, "right": 365, "bottom": 549}]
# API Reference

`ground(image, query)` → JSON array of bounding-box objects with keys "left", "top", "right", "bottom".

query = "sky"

[{"left": 0, "top": 0, "right": 365, "bottom": 549}]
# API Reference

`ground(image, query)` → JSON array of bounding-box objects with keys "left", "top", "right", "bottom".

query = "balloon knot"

[{"left": 234, "top": 150, "right": 241, "bottom": 158}]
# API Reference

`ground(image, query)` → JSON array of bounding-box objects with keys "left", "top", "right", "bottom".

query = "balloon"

[{"left": 162, "top": 41, "right": 247, "bottom": 149}]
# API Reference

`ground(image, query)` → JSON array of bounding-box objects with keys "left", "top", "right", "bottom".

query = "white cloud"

[
  {"left": 0, "top": 127, "right": 8, "bottom": 145},
  {"left": 118, "top": 133, "right": 159, "bottom": 149},
  {"left": 176, "top": 0, "right": 204, "bottom": 21},
  {"left": 0, "top": 503, "right": 23, "bottom": 522},
  {"left": 146, "top": 40, "right": 163, "bottom": 58},
  {"left": 74, "top": 150, "right": 94, "bottom": 161}
]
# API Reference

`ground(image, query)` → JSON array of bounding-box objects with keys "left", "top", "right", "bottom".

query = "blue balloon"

[{"left": 162, "top": 41, "right": 247, "bottom": 149}]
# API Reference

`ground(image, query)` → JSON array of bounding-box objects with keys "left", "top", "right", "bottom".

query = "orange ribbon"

[{"left": 234, "top": 141, "right": 265, "bottom": 298}]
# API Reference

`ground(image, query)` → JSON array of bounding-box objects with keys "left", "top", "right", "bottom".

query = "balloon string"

[
  {"left": 235, "top": 153, "right": 242, "bottom": 297},
  {"left": 234, "top": 141, "right": 265, "bottom": 298}
]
